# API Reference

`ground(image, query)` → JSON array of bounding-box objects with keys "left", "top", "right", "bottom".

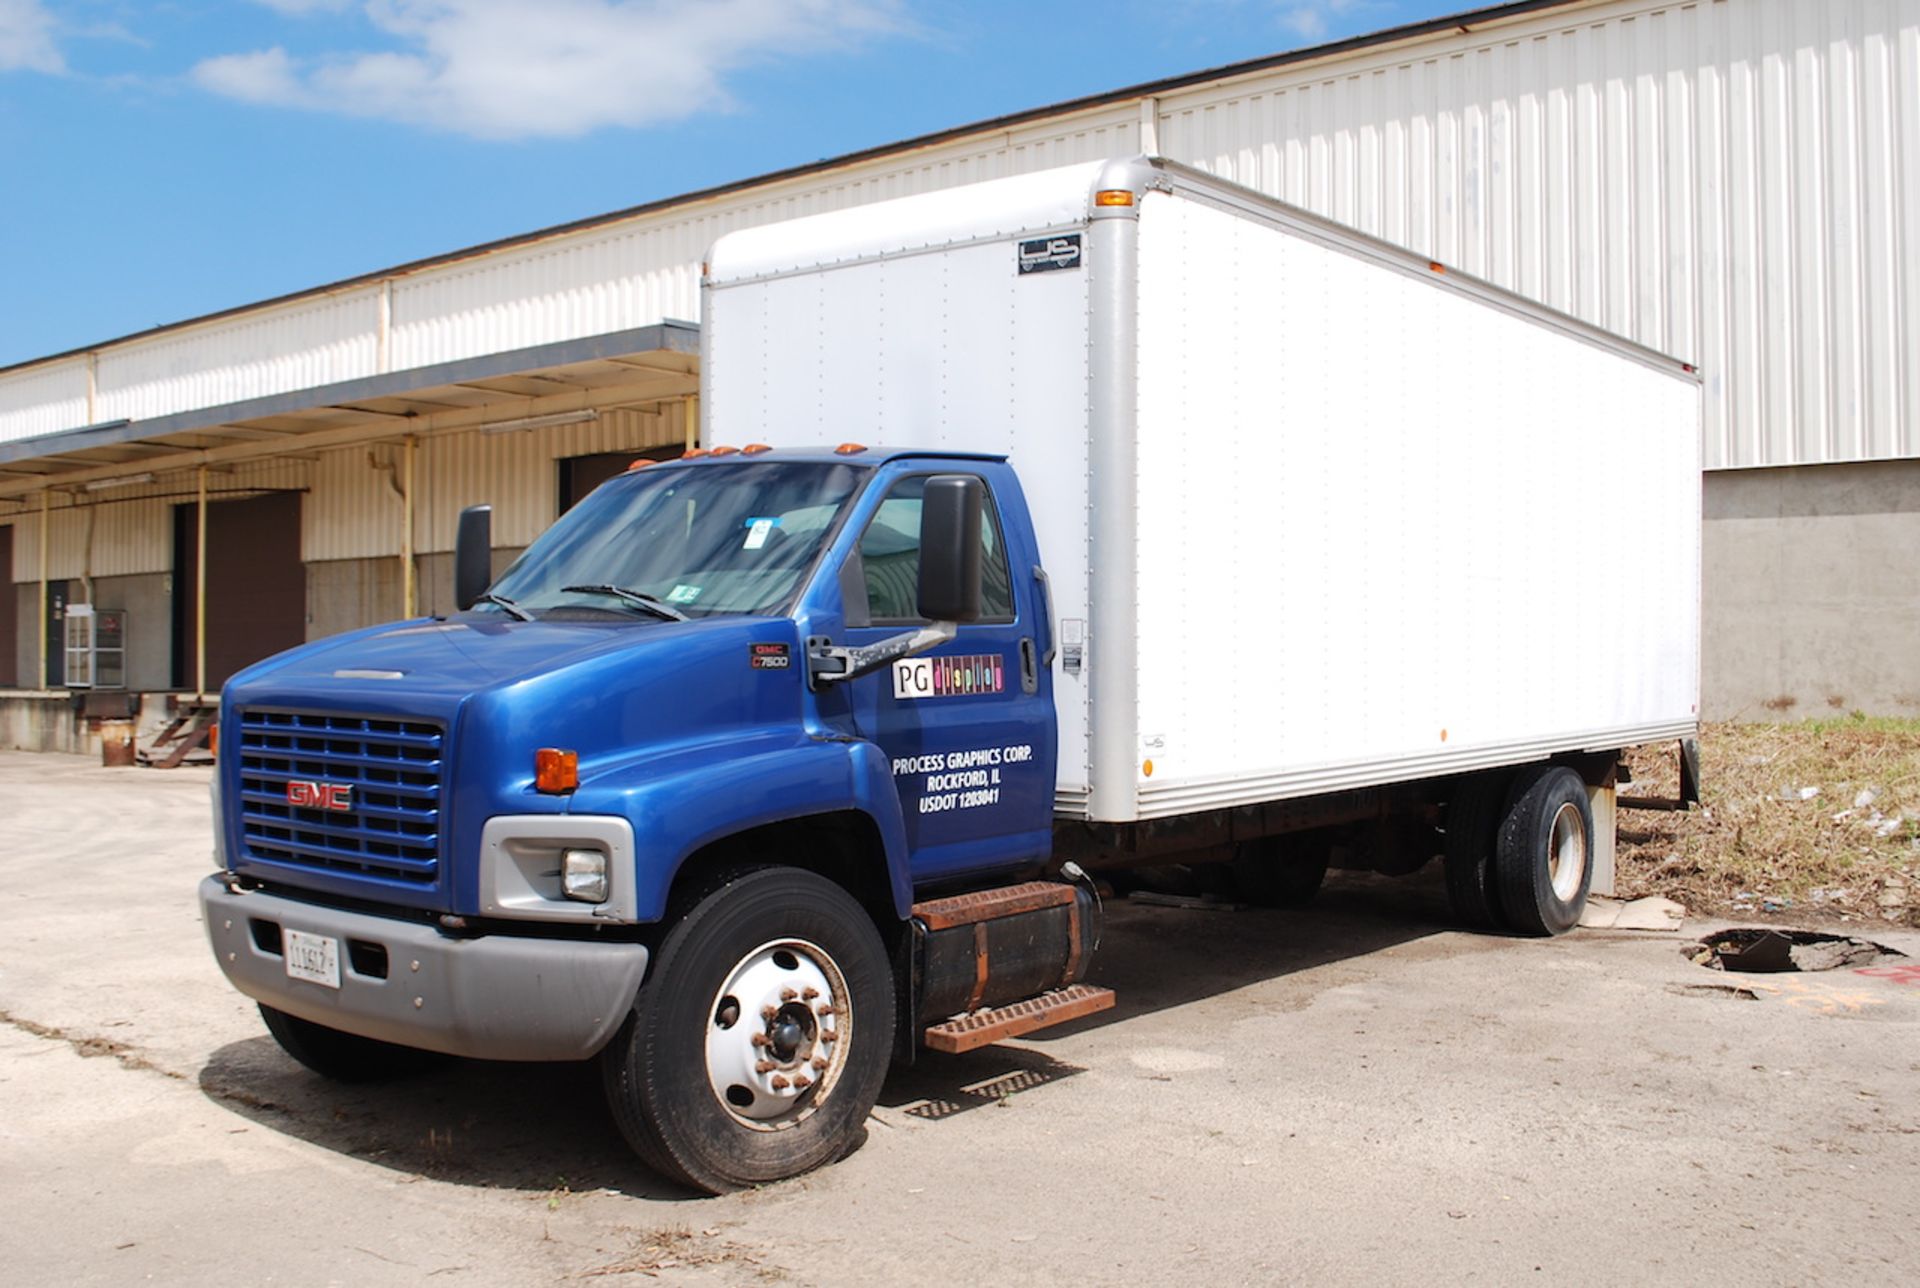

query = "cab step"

[{"left": 923, "top": 983, "right": 1115, "bottom": 1054}]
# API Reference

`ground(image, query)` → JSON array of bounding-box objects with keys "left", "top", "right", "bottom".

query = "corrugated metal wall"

[
  {"left": 2, "top": 0, "right": 1914, "bottom": 472},
  {"left": 303, "top": 404, "right": 686, "bottom": 560},
  {"left": 0, "top": 109, "right": 1142, "bottom": 448},
  {"left": 5, "top": 458, "right": 313, "bottom": 583},
  {"left": 1156, "top": 0, "right": 1920, "bottom": 470}
]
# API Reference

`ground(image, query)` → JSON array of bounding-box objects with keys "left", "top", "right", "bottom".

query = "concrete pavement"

[{"left": 2, "top": 750, "right": 1917, "bottom": 1285}]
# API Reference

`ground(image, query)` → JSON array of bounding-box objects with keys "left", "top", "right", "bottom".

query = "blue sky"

[{"left": 1, "top": 0, "right": 1468, "bottom": 373}]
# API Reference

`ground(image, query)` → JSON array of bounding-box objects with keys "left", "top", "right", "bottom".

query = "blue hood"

[{"left": 220, "top": 611, "right": 809, "bottom": 913}]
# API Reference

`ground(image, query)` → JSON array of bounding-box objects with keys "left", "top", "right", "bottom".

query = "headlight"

[{"left": 560, "top": 848, "right": 609, "bottom": 903}]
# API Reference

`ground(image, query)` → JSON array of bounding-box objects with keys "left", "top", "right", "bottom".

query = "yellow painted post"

[
  {"left": 683, "top": 394, "right": 699, "bottom": 453},
  {"left": 37, "top": 489, "right": 48, "bottom": 690},
  {"left": 402, "top": 435, "right": 417, "bottom": 617},
  {"left": 195, "top": 465, "right": 208, "bottom": 701}
]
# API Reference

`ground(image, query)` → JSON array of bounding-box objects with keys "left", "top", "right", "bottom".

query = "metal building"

[{"left": 2, "top": 0, "right": 1916, "bottom": 751}]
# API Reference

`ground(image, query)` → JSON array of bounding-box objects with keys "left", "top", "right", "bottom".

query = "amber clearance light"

[
  {"left": 1095, "top": 189, "right": 1135, "bottom": 207},
  {"left": 535, "top": 748, "right": 579, "bottom": 794}
]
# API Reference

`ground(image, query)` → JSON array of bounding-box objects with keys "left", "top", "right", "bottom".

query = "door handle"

[{"left": 1019, "top": 637, "right": 1038, "bottom": 694}]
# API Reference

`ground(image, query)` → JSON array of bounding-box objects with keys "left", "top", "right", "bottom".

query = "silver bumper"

[{"left": 200, "top": 876, "right": 648, "bottom": 1062}]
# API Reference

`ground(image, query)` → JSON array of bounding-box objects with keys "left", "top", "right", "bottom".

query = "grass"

[{"left": 1615, "top": 716, "right": 1920, "bottom": 926}]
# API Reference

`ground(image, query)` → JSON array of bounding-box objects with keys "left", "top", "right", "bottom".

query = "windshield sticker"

[
  {"left": 892, "top": 654, "right": 1004, "bottom": 700},
  {"left": 750, "top": 643, "right": 791, "bottom": 670},
  {"left": 743, "top": 516, "right": 780, "bottom": 550},
  {"left": 892, "top": 743, "right": 1033, "bottom": 814},
  {"left": 666, "top": 584, "right": 703, "bottom": 604}
]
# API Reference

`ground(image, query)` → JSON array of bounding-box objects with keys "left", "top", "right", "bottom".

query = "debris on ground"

[
  {"left": 1579, "top": 896, "right": 1687, "bottom": 931},
  {"left": 1686, "top": 927, "right": 1904, "bottom": 974},
  {"left": 1618, "top": 718, "right": 1920, "bottom": 926}
]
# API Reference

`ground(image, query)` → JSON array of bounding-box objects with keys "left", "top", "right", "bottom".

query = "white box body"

[{"left": 705, "top": 158, "right": 1701, "bottom": 824}]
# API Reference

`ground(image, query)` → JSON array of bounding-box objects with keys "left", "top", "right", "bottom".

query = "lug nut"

[
  {"left": 780, "top": 987, "right": 797, "bottom": 1002},
  {"left": 770, "top": 1075, "right": 790, "bottom": 1090},
  {"left": 820, "top": 1029, "right": 838, "bottom": 1043},
  {"left": 750, "top": 1033, "right": 770, "bottom": 1048},
  {"left": 816, "top": 1004, "right": 835, "bottom": 1017},
  {"left": 801, "top": 987, "right": 819, "bottom": 1001},
  {"left": 755, "top": 1060, "right": 776, "bottom": 1074},
  {"left": 761, "top": 1005, "right": 778, "bottom": 1022},
  {"left": 811, "top": 1056, "right": 828, "bottom": 1071},
  {"left": 792, "top": 1075, "right": 812, "bottom": 1090}
]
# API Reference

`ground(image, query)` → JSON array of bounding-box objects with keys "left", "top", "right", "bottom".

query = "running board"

[{"left": 922, "top": 984, "right": 1115, "bottom": 1054}]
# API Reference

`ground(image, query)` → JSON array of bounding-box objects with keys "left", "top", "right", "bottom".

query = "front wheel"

[
  {"left": 600, "top": 867, "right": 894, "bottom": 1194},
  {"left": 259, "top": 1005, "right": 446, "bottom": 1082}
]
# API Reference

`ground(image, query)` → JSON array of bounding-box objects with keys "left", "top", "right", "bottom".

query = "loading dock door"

[
  {"left": 173, "top": 493, "right": 306, "bottom": 691},
  {"left": 0, "top": 526, "right": 15, "bottom": 687}
]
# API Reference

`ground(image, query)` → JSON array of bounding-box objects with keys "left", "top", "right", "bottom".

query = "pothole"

[{"left": 1686, "top": 928, "right": 1906, "bottom": 974}]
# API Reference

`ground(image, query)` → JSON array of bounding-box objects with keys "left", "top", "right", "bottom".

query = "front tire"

[
  {"left": 1493, "top": 765, "right": 1595, "bottom": 937},
  {"left": 600, "top": 867, "right": 894, "bottom": 1194},
  {"left": 258, "top": 1005, "right": 445, "bottom": 1082}
]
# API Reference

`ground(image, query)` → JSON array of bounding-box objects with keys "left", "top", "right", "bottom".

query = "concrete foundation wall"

[{"left": 1702, "top": 461, "right": 1920, "bottom": 721}]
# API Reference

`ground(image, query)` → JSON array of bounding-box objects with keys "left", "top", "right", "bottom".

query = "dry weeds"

[{"left": 1616, "top": 717, "right": 1920, "bottom": 926}]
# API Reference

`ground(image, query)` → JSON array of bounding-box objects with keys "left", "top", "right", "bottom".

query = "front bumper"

[{"left": 200, "top": 876, "right": 649, "bottom": 1062}]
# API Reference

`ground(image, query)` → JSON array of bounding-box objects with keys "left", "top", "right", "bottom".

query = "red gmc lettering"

[{"left": 286, "top": 781, "right": 352, "bottom": 811}]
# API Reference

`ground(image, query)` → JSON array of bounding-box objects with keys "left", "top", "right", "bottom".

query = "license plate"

[{"left": 284, "top": 929, "right": 341, "bottom": 989}]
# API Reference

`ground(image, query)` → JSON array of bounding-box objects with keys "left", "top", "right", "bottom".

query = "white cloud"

[
  {"left": 191, "top": 0, "right": 909, "bottom": 140},
  {"left": 0, "top": 0, "right": 64, "bottom": 73},
  {"left": 1277, "top": 0, "right": 1372, "bottom": 42}
]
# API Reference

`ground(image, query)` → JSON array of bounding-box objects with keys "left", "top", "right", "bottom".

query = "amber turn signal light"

[{"left": 535, "top": 748, "right": 579, "bottom": 793}]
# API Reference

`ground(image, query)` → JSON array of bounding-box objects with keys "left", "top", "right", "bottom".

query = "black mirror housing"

[
  {"left": 917, "top": 475, "right": 983, "bottom": 623},
  {"left": 454, "top": 504, "right": 494, "bottom": 611}
]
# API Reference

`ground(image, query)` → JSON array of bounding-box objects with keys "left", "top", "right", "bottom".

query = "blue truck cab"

[{"left": 201, "top": 446, "right": 1100, "bottom": 1192}]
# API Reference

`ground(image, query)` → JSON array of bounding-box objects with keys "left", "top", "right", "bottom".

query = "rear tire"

[
  {"left": 258, "top": 1005, "right": 446, "bottom": 1082},
  {"left": 1493, "top": 765, "right": 1594, "bottom": 937},
  {"left": 1442, "top": 772, "right": 1510, "bottom": 930},
  {"left": 600, "top": 867, "right": 893, "bottom": 1194}
]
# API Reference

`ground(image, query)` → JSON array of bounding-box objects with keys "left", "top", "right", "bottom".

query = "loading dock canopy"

[{"left": 0, "top": 322, "right": 699, "bottom": 497}]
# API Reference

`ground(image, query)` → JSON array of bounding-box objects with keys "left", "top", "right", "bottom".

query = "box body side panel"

[{"left": 1130, "top": 189, "right": 1701, "bottom": 816}]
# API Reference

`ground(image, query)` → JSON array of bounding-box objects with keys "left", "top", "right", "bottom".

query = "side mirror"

[
  {"left": 917, "top": 475, "right": 983, "bottom": 624},
  {"left": 454, "top": 504, "right": 493, "bottom": 611}
]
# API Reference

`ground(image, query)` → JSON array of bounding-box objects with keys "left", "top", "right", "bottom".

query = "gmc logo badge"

[{"left": 286, "top": 780, "right": 352, "bottom": 812}]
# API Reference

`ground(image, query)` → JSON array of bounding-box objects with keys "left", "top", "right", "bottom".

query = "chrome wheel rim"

[
  {"left": 1547, "top": 800, "right": 1588, "bottom": 903},
  {"left": 704, "top": 938, "right": 849, "bottom": 1131}
]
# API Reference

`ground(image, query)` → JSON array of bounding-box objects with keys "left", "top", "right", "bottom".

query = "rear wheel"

[
  {"left": 258, "top": 1005, "right": 445, "bottom": 1082},
  {"left": 1442, "top": 771, "right": 1511, "bottom": 930},
  {"left": 1493, "top": 765, "right": 1594, "bottom": 937},
  {"left": 600, "top": 867, "right": 893, "bottom": 1194}
]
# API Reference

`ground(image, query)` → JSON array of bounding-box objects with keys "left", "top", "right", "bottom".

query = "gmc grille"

[{"left": 236, "top": 709, "right": 444, "bottom": 886}]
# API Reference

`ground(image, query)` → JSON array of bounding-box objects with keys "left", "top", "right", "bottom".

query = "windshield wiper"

[
  {"left": 561, "top": 584, "right": 689, "bottom": 622},
  {"left": 474, "top": 592, "right": 532, "bottom": 622}
]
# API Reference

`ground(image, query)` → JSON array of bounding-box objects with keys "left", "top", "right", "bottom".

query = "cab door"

[{"left": 839, "top": 469, "right": 1056, "bottom": 884}]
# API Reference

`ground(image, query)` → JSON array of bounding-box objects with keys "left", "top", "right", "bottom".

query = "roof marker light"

[
  {"left": 1095, "top": 190, "right": 1135, "bottom": 207},
  {"left": 624, "top": 458, "right": 656, "bottom": 472},
  {"left": 682, "top": 447, "right": 708, "bottom": 459},
  {"left": 1428, "top": 261, "right": 1446, "bottom": 274},
  {"left": 742, "top": 443, "right": 772, "bottom": 455},
  {"left": 707, "top": 444, "right": 739, "bottom": 457},
  {"left": 834, "top": 443, "right": 868, "bottom": 455}
]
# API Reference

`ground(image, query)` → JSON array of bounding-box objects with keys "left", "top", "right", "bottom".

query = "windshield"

[{"left": 484, "top": 461, "right": 867, "bottom": 619}]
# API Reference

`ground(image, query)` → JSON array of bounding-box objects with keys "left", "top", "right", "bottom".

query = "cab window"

[{"left": 858, "top": 476, "right": 1014, "bottom": 624}]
